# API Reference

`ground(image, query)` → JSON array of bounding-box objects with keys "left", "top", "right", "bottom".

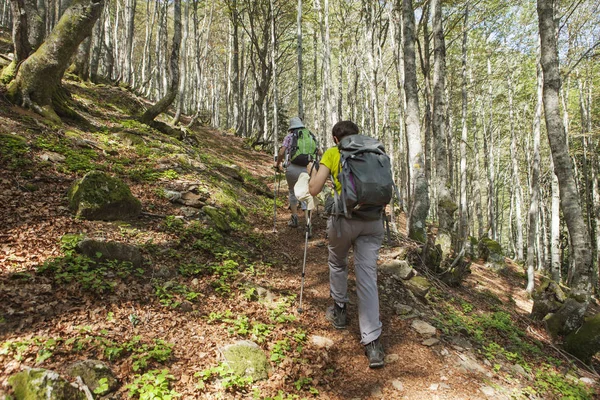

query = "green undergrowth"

[
  {"left": 126, "top": 369, "right": 180, "bottom": 399},
  {"left": 430, "top": 289, "right": 595, "bottom": 399},
  {"left": 36, "top": 234, "right": 144, "bottom": 294},
  {"left": 1, "top": 330, "right": 173, "bottom": 373},
  {"left": 195, "top": 329, "right": 308, "bottom": 396},
  {"left": 0, "top": 133, "right": 32, "bottom": 172}
]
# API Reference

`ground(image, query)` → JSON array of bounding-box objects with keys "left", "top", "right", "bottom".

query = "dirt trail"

[{"left": 266, "top": 187, "right": 494, "bottom": 400}]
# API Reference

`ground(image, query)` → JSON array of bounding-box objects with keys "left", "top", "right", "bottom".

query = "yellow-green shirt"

[{"left": 320, "top": 146, "right": 342, "bottom": 193}]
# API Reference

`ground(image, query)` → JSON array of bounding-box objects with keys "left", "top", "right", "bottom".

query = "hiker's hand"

[{"left": 273, "top": 163, "right": 281, "bottom": 171}]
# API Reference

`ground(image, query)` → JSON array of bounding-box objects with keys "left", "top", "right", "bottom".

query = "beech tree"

[
  {"left": 140, "top": 0, "right": 181, "bottom": 124},
  {"left": 6, "top": 0, "right": 104, "bottom": 122},
  {"left": 537, "top": 0, "right": 593, "bottom": 301},
  {"left": 403, "top": 0, "right": 429, "bottom": 243}
]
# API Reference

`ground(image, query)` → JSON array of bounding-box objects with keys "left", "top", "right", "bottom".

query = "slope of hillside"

[{"left": 0, "top": 74, "right": 599, "bottom": 399}]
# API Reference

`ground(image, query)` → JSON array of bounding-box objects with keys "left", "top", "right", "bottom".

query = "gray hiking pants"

[
  {"left": 327, "top": 216, "right": 384, "bottom": 345},
  {"left": 285, "top": 163, "right": 307, "bottom": 208}
]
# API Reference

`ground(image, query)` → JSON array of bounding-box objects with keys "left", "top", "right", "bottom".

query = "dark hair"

[{"left": 332, "top": 121, "right": 359, "bottom": 141}]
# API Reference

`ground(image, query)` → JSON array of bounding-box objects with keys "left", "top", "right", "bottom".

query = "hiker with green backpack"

[
  {"left": 274, "top": 117, "right": 321, "bottom": 228},
  {"left": 307, "top": 120, "right": 394, "bottom": 369}
]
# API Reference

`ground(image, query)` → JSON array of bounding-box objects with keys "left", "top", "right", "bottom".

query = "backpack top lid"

[
  {"left": 338, "top": 134, "right": 386, "bottom": 154},
  {"left": 288, "top": 117, "right": 305, "bottom": 130}
]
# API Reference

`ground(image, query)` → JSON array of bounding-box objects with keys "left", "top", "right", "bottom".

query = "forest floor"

[{"left": 1, "top": 43, "right": 600, "bottom": 400}]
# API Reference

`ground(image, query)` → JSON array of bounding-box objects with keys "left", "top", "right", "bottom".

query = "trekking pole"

[
  {"left": 298, "top": 209, "right": 311, "bottom": 313},
  {"left": 272, "top": 167, "right": 280, "bottom": 232}
]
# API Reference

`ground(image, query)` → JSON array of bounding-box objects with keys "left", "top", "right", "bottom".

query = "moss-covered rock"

[
  {"left": 564, "top": 313, "right": 600, "bottom": 364},
  {"left": 76, "top": 238, "right": 144, "bottom": 268},
  {"left": 478, "top": 237, "right": 503, "bottom": 260},
  {"left": 531, "top": 278, "right": 567, "bottom": 320},
  {"left": 478, "top": 236, "right": 505, "bottom": 271},
  {"left": 65, "top": 360, "right": 118, "bottom": 396},
  {"left": 67, "top": 171, "right": 141, "bottom": 220},
  {"left": 544, "top": 298, "right": 587, "bottom": 339},
  {"left": 1, "top": 60, "right": 17, "bottom": 84},
  {"left": 203, "top": 205, "right": 231, "bottom": 233},
  {"left": 8, "top": 367, "right": 85, "bottom": 400},
  {"left": 436, "top": 232, "right": 453, "bottom": 260},
  {"left": 378, "top": 259, "right": 415, "bottom": 280},
  {"left": 404, "top": 275, "right": 432, "bottom": 299},
  {"left": 220, "top": 340, "right": 269, "bottom": 381}
]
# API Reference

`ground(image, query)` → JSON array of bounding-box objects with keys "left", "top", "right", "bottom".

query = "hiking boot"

[
  {"left": 288, "top": 214, "right": 299, "bottom": 228},
  {"left": 325, "top": 303, "right": 347, "bottom": 329},
  {"left": 364, "top": 338, "right": 385, "bottom": 369}
]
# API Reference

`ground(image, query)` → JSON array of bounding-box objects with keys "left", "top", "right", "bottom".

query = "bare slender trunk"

[
  {"left": 537, "top": 0, "right": 593, "bottom": 299},
  {"left": 403, "top": 0, "right": 428, "bottom": 243},
  {"left": 296, "top": 0, "right": 303, "bottom": 120},
  {"left": 458, "top": 4, "right": 468, "bottom": 248},
  {"left": 526, "top": 65, "right": 543, "bottom": 294},
  {"left": 140, "top": 0, "right": 181, "bottom": 124},
  {"left": 508, "top": 74, "right": 524, "bottom": 261},
  {"left": 431, "top": 0, "right": 454, "bottom": 246}
]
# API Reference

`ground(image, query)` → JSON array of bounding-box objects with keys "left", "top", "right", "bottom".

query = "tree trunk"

[
  {"left": 88, "top": 1, "right": 104, "bottom": 83},
  {"left": 71, "top": 35, "right": 91, "bottom": 80},
  {"left": 7, "top": 0, "right": 103, "bottom": 122},
  {"left": 537, "top": 0, "right": 593, "bottom": 299},
  {"left": 403, "top": 0, "right": 428, "bottom": 243},
  {"left": 508, "top": 74, "right": 524, "bottom": 261},
  {"left": 140, "top": 0, "right": 181, "bottom": 124},
  {"left": 526, "top": 65, "right": 543, "bottom": 294},
  {"left": 269, "top": 0, "right": 278, "bottom": 156},
  {"left": 296, "top": 0, "right": 303, "bottom": 120},
  {"left": 485, "top": 55, "right": 497, "bottom": 240},
  {"left": 431, "top": 0, "right": 455, "bottom": 245},
  {"left": 10, "top": 0, "right": 32, "bottom": 62},
  {"left": 458, "top": 4, "right": 469, "bottom": 249},
  {"left": 172, "top": 0, "right": 189, "bottom": 125},
  {"left": 122, "top": 0, "right": 135, "bottom": 84}
]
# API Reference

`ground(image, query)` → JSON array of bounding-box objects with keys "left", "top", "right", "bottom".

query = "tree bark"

[
  {"left": 508, "top": 74, "right": 524, "bottom": 261},
  {"left": 537, "top": 0, "right": 593, "bottom": 299},
  {"left": 458, "top": 4, "right": 469, "bottom": 249},
  {"left": 7, "top": 0, "right": 103, "bottom": 122},
  {"left": 172, "top": 0, "right": 189, "bottom": 125},
  {"left": 140, "top": 0, "right": 181, "bottom": 124},
  {"left": 269, "top": 0, "right": 278, "bottom": 155},
  {"left": 526, "top": 65, "right": 543, "bottom": 294},
  {"left": 71, "top": 35, "right": 91, "bottom": 80},
  {"left": 431, "top": 0, "right": 455, "bottom": 243},
  {"left": 403, "top": 0, "right": 428, "bottom": 243},
  {"left": 122, "top": 0, "right": 136, "bottom": 84},
  {"left": 296, "top": 0, "right": 303, "bottom": 120}
]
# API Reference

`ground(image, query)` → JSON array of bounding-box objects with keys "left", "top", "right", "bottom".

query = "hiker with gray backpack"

[
  {"left": 307, "top": 120, "right": 394, "bottom": 369},
  {"left": 274, "top": 117, "right": 321, "bottom": 228}
]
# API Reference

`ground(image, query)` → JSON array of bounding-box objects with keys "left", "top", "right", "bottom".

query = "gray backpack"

[{"left": 330, "top": 134, "right": 394, "bottom": 220}]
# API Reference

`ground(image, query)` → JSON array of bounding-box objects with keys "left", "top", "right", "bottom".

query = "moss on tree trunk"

[{"left": 6, "top": 0, "right": 103, "bottom": 123}]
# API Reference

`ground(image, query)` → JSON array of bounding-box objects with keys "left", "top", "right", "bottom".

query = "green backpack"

[{"left": 288, "top": 128, "right": 318, "bottom": 166}]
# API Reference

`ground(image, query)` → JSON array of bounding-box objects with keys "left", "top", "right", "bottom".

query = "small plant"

[
  {"left": 206, "top": 310, "right": 234, "bottom": 323},
  {"left": 93, "top": 378, "right": 110, "bottom": 395},
  {"left": 161, "top": 169, "right": 179, "bottom": 180},
  {"left": 163, "top": 215, "right": 184, "bottom": 233},
  {"left": 35, "top": 338, "right": 59, "bottom": 364},
  {"left": 196, "top": 363, "right": 253, "bottom": 392},
  {"left": 269, "top": 298, "right": 297, "bottom": 324},
  {"left": 270, "top": 339, "right": 291, "bottom": 364},
  {"left": 126, "top": 369, "right": 180, "bottom": 399}
]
